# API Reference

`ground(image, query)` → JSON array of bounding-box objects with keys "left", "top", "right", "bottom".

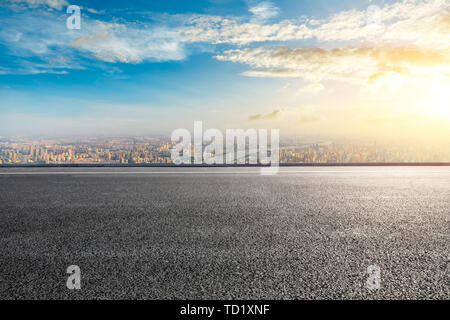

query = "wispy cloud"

[
  {"left": 217, "top": 46, "right": 450, "bottom": 83},
  {"left": 299, "top": 115, "right": 320, "bottom": 123},
  {"left": 248, "top": 107, "right": 321, "bottom": 125},
  {"left": 70, "top": 21, "right": 186, "bottom": 63},
  {"left": 242, "top": 69, "right": 302, "bottom": 78},
  {"left": 0, "top": 0, "right": 448, "bottom": 75},
  {"left": 85, "top": 7, "right": 105, "bottom": 15},
  {"left": 0, "top": 11, "right": 187, "bottom": 73},
  {"left": 3, "top": 0, "right": 68, "bottom": 10},
  {"left": 248, "top": 1, "right": 280, "bottom": 24},
  {"left": 0, "top": 65, "right": 69, "bottom": 75},
  {"left": 248, "top": 108, "right": 282, "bottom": 121},
  {"left": 183, "top": 0, "right": 449, "bottom": 46}
]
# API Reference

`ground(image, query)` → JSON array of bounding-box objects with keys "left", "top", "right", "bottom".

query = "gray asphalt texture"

[{"left": 0, "top": 167, "right": 448, "bottom": 299}]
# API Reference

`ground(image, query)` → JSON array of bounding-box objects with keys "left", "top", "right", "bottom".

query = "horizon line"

[{"left": 2, "top": 162, "right": 450, "bottom": 168}]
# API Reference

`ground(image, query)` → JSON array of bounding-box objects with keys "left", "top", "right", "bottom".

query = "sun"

[{"left": 430, "top": 86, "right": 450, "bottom": 117}]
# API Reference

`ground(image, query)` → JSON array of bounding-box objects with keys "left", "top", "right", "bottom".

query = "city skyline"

[{"left": 2, "top": 136, "right": 450, "bottom": 165}]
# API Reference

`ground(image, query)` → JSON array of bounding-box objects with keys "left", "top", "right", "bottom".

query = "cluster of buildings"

[
  {"left": 0, "top": 137, "right": 448, "bottom": 164},
  {"left": 280, "top": 142, "right": 450, "bottom": 163},
  {"left": 0, "top": 137, "right": 173, "bottom": 165}
]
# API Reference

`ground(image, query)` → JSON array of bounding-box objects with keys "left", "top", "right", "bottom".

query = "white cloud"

[
  {"left": 70, "top": 22, "right": 186, "bottom": 63},
  {"left": 85, "top": 8, "right": 105, "bottom": 14},
  {"left": 0, "top": 12, "right": 187, "bottom": 73},
  {"left": 179, "top": 14, "right": 313, "bottom": 45},
  {"left": 216, "top": 46, "right": 450, "bottom": 83},
  {"left": 4, "top": 0, "right": 68, "bottom": 10},
  {"left": 0, "top": 67, "right": 68, "bottom": 75},
  {"left": 180, "top": 0, "right": 449, "bottom": 47},
  {"left": 248, "top": 107, "right": 321, "bottom": 124},
  {"left": 249, "top": 1, "right": 280, "bottom": 24},
  {"left": 1, "top": 0, "right": 448, "bottom": 74},
  {"left": 248, "top": 108, "right": 283, "bottom": 121},
  {"left": 242, "top": 69, "right": 304, "bottom": 78}
]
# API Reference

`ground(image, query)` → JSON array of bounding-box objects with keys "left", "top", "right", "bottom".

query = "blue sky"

[{"left": 0, "top": 0, "right": 449, "bottom": 141}]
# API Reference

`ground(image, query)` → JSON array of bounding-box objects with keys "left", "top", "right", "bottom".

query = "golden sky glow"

[{"left": 0, "top": 0, "right": 449, "bottom": 143}]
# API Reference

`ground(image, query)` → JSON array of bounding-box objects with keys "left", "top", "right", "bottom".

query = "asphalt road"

[{"left": 0, "top": 167, "right": 448, "bottom": 299}]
